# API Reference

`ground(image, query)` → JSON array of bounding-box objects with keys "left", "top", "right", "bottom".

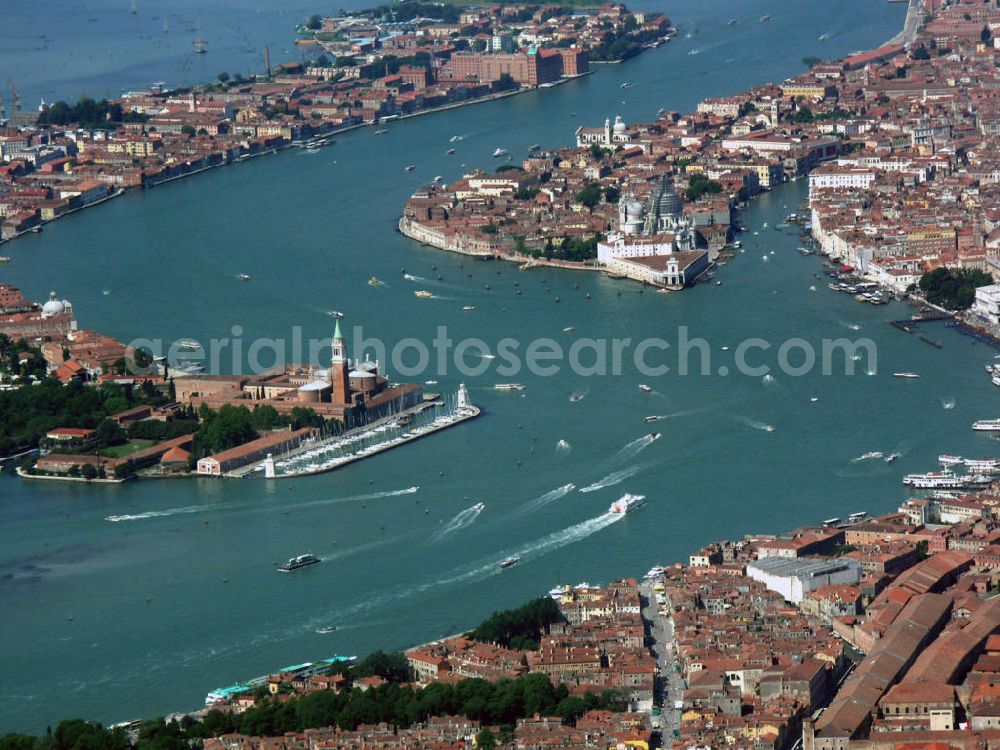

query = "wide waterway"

[{"left": 1, "top": 0, "right": 975, "bottom": 734}]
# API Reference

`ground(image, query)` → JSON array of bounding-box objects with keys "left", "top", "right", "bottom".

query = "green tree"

[
  {"left": 180, "top": 124, "right": 196, "bottom": 137},
  {"left": 469, "top": 597, "right": 564, "bottom": 648},
  {"left": 575, "top": 183, "right": 602, "bottom": 210},
  {"left": 81, "top": 464, "right": 98, "bottom": 480},
  {"left": 475, "top": 728, "right": 496, "bottom": 750},
  {"left": 919, "top": 267, "right": 992, "bottom": 310},
  {"left": 305, "top": 13, "right": 322, "bottom": 29},
  {"left": 217, "top": 72, "right": 230, "bottom": 83},
  {"left": 96, "top": 418, "right": 128, "bottom": 447},
  {"left": 684, "top": 173, "right": 723, "bottom": 201},
  {"left": 912, "top": 45, "right": 930, "bottom": 60}
]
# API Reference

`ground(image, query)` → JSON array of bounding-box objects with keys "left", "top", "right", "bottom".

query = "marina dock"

[{"left": 248, "top": 385, "right": 480, "bottom": 480}]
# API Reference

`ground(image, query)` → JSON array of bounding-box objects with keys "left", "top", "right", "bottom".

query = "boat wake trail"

[
  {"left": 105, "top": 486, "right": 420, "bottom": 523},
  {"left": 735, "top": 417, "right": 775, "bottom": 433},
  {"left": 840, "top": 321, "right": 862, "bottom": 331},
  {"left": 555, "top": 438, "right": 572, "bottom": 454},
  {"left": 105, "top": 506, "right": 209, "bottom": 523},
  {"left": 293, "top": 486, "right": 420, "bottom": 512},
  {"left": 613, "top": 433, "right": 659, "bottom": 463},
  {"left": 402, "top": 273, "right": 427, "bottom": 282},
  {"left": 434, "top": 504, "right": 485, "bottom": 540},
  {"left": 432, "top": 512, "right": 624, "bottom": 590},
  {"left": 336, "top": 511, "right": 623, "bottom": 622},
  {"left": 514, "top": 483, "right": 576, "bottom": 516},
  {"left": 579, "top": 464, "right": 645, "bottom": 493}
]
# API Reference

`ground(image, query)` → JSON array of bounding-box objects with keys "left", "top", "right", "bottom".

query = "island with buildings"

[
  {"left": 0, "top": 1, "right": 671, "bottom": 245},
  {"left": 0, "top": 289, "right": 476, "bottom": 482},
  {"left": 400, "top": 0, "right": 1000, "bottom": 303}
]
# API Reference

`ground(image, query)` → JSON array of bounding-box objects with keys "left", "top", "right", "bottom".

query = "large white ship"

[
  {"left": 608, "top": 493, "right": 646, "bottom": 514},
  {"left": 902, "top": 470, "right": 991, "bottom": 489},
  {"left": 973, "top": 419, "right": 1000, "bottom": 431}
]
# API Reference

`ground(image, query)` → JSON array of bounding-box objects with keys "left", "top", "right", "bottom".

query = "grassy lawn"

[{"left": 98, "top": 439, "right": 155, "bottom": 458}]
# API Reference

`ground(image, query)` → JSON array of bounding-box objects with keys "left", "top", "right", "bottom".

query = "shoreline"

[{"left": 0, "top": 32, "right": 670, "bottom": 251}]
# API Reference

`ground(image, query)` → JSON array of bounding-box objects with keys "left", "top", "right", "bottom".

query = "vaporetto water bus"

[{"left": 205, "top": 655, "right": 356, "bottom": 706}]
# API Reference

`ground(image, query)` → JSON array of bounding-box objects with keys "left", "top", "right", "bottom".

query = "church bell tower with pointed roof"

[{"left": 329, "top": 318, "right": 352, "bottom": 406}]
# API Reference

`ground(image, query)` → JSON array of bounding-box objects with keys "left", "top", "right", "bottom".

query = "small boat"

[
  {"left": 316, "top": 625, "right": 337, "bottom": 634},
  {"left": 500, "top": 555, "right": 520, "bottom": 570},
  {"left": 893, "top": 372, "right": 920, "bottom": 379},
  {"left": 237, "top": 273, "right": 251, "bottom": 281},
  {"left": 648, "top": 432, "right": 661, "bottom": 440},
  {"left": 644, "top": 416, "right": 659, "bottom": 423},
  {"left": 425, "top": 380, "right": 438, "bottom": 385},
  {"left": 638, "top": 384, "right": 653, "bottom": 393},
  {"left": 328, "top": 310, "right": 345, "bottom": 318},
  {"left": 446, "top": 148, "right": 456, "bottom": 155},
  {"left": 563, "top": 326, "right": 575, "bottom": 332},
  {"left": 608, "top": 493, "right": 646, "bottom": 514},
  {"left": 760, "top": 14, "right": 771, "bottom": 21},
  {"left": 177, "top": 340, "right": 200, "bottom": 352},
  {"left": 369, "top": 276, "right": 383, "bottom": 287},
  {"left": 885, "top": 452, "right": 901, "bottom": 464},
  {"left": 0, "top": 257, "right": 10, "bottom": 263},
  {"left": 414, "top": 290, "right": 434, "bottom": 299},
  {"left": 492, "top": 148, "right": 508, "bottom": 157},
  {"left": 374, "top": 129, "right": 388, "bottom": 135},
  {"left": 727, "top": 18, "right": 737, "bottom": 25},
  {"left": 494, "top": 383, "right": 526, "bottom": 391},
  {"left": 102, "top": 289, "right": 110, "bottom": 296},
  {"left": 276, "top": 554, "right": 321, "bottom": 572},
  {"left": 621, "top": 81, "right": 632, "bottom": 88},
  {"left": 528, "top": 144, "right": 540, "bottom": 151},
  {"left": 715, "top": 280, "right": 722, "bottom": 286},
  {"left": 433, "top": 176, "right": 443, "bottom": 182},
  {"left": 463, "top": 305, "right": 476, "bottom": 311},
  {"left": 404, "top": 164, "right": 415, "bottom": 172},
  {"left": 449, "top": 135, "right": 462, "bottom": 142},
  {"left": 570, "top": 393, "right": 584, "bottom": 402}
]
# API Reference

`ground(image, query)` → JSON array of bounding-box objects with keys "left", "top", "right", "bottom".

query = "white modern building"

[
  {"left": 972, "top": 284, "right": 1000, "bottom": 326},
  {"left": 746, "top": 556, "right": 861, "bottom": 605}
]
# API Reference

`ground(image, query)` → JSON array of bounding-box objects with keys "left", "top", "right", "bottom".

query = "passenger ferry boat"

[
  {"left": 494, "top": 383, "right": 526, "bottom": 391},
  {"left": 499, "top": 555, "right": 520, "bottom": 570},
  {"left": 902, "top": 470, "right": 990, "bottom": 489},
  {"left": 276, "top": 554, "right": 321, "bottom": 572},
  {"left": 973, "top": 419, "right": 1000, "bottom": 432},
  {"left": 609, "top": 493, "right": 646, "bottom": 514},
  {"left": 893, "top": 372, "right": 920, "bottom": 379}
]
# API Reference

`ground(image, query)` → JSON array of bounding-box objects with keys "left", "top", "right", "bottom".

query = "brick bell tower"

[{"left": 329, "top": 318, "right": 352, "bottom": 406}]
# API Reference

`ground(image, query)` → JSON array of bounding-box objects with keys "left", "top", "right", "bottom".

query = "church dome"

[
  {"left": 613, "top": 115, "right": 627, "bottom": 135},
  {"left": 41, "top": 291, "right": 66, "bottom": 317},
  {"left": 626, "top": 200, "right": 644, "bottom": 220}
]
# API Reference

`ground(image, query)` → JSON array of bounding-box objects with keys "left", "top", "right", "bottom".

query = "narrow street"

[{"left": 639, "top": 577, "right": 685, "bottom": 747}]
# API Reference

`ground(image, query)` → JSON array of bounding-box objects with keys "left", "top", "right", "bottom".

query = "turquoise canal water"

[{"left": 0, "top": 0, "right": 970, "bottom": 734}]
